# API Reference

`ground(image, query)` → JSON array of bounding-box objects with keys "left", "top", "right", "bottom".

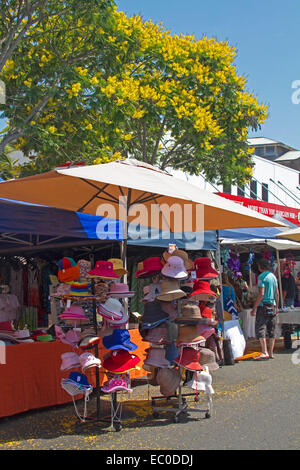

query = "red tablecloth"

[{"left": 0, "top": 329, "right": 149, "bottom": 418}]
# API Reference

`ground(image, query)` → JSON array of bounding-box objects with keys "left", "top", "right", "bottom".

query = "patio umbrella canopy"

[
  {"left": 276, "top": 227, "right": 300, "bottom": 242},
  {"left": 0, "top": 159, "right": 285, "bottom": 232}
]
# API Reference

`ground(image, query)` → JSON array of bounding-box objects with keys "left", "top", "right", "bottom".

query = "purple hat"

[{"left": 161, "top": 256, "right": 188, "bottom": 280}]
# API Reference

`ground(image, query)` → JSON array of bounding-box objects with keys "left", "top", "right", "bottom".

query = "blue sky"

[{"left": 116, "top": 0, "right": 300, "bottom": 149}]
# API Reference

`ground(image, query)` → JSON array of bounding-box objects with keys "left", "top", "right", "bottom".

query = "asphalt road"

[{"left": 0, "top": 340, "right": 299, "bottom": 451}]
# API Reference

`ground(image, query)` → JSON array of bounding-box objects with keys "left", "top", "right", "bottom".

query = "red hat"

[
  {"left": 200, "top": 304, "right": 213, "bottom": 319},
  {"left": 194, "top": 258, "right": 218, "bottom": 280},
  {"left": 188, "top": 280, "right": 217, "bottom": 300},
  {"left": 103, "top": 349, "right": 140, "bottom": 373},
  {"left": 88, "top": 260, "right": 119, "bottom": 279},
  {"left": 174, "top": 347, "right": 203, "bottom": 371},
  {"left": 135, "top": 257, "right": 162, "bottom": 279}
]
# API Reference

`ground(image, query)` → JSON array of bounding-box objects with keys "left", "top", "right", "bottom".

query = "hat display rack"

[
  {"left": 136, "top": 250, "right": 219, "bottom": 423},
  {"left": 53, "top": 256, "right": 139, "bottom": 431}
]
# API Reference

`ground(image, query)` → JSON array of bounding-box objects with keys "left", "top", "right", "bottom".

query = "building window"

[
  {"left": 250, "top": 180, "right": 257, "bottom": 199},
  {"left": 237, "top": 185, "right": 245, "bottom": 197},
  {"left": 265, "top": 146, "right": 275, "bottom": 155},
  {"left": 262, "top": 183, "right": 269, "bottom": 202},
  {"left": 223, "top": 183, "right": 231, "bottom": 194},
  {"left": 255, "top": 147, "right": 264, "bottom": 156}
]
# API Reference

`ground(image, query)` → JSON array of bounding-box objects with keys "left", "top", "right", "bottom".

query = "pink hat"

[
  {"left": 88, "top": 260, "right": 119, "bottom": 279},
  {"left": 194, "top": 258, "right": 218, "bottom": 280},
  {"left": 60, "top": 352, "right": 80, "bottom": 371},
  {"left": 79, "top": 352, "right": 101, "bottom": 371},
  {"left": 101, "top": 376, "right": 132, "bottom": 393},
  {"left": 161, "top": 256, "right": 188, "bottom": 280},
  {"left": 144, "top": 346, "right": 170, "bottom": 369},
  {"left": 108, "top": 283, "right": 135, "bottom": 298},
  {"left": 55, "top": 326, "right": 80, "bottom": 348},
  {"left": 142, "top": 283, "right": 162, "bottom": 303},
  {"left": 144, "top": 326, "right": 171, "bottom": 345}
]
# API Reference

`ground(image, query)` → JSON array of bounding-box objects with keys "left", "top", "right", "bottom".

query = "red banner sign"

[{"left": 218, "top": 193, "right": 300, "bottom": 226}]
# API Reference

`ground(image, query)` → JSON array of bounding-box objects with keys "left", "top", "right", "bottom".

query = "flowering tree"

[{"left": 1, "top": 5, "right": 268, "bottom": 184}]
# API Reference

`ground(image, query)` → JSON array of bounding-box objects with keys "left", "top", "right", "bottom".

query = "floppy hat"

[
  {"left": 188, "top": 280, "right": 217, "bottom": 301},
  {"left": 194, "top": 258, "right": 218, "bottom": 280},
  {"left": 185, "top": 367, "right": 214, "bottom": 395},
  {"left": 102, "top": 329, "right": 137, "bottom": 351},
  {"left": 63, "top": 371, "right": 92, "bottom": 390},
  {"left": 60, "top": 304, "right": 88, "bottom": 321},
  {"left": 144, "top": 346, "right": 170, "bottom": 369},
  {"left": 77, "top": 259, "right": 91, "bottom": 279},
  {"left": 88, "top": 260, "right": 119, "bottom": 279},
  {"left": 142, "top": 283, "right": 162, "bottom": 302},
  {"left": 107, "top": 283, "right": 134, "bottom": 298},
  {"left": 156, "top": 368, "right": 181, "bottom": 397},
  {"left": 144, "top": 326, "right": 170, "bottom": 344},
  {"left": 135, "top": 257, "right": 162, "bottom": 279},
  {"left": 55, "top": 326, "right": 80, "bottom": 348},
  {"left": 79, "top": 352, "right": 101, "bottom": 371},
  {"left": 199, "top": 348, "right": 219, "bottom": 372},
  {"left": 176, "top": 325, "right": 205, "bottom": 346},
  {"left": 97, "top": 298, "right": 124, "bottom": 321},
  {"left": 107, "top": 258, "right": 128, "bottom": 277},
  {"left": 58, "top": 257, "right": 81, "bottom": 283},
  {"left": 103, "top": 349, "right": 140, "bottom": 373},
  {"left": 101, "top": 376, "right": 132, "bottom": 394},
  {"left": 174, "top": 347, "right": 203, "bottom": 371},
  {"left": 175, "top": 302, "right": 203, "bottom": 324},
  {"left": 60, "top": 352, "right": 80, "bottom": 371},
  {"left": 161, "top": 256, "right": 188, "bottom": 280},
  {"left": 156, "top": 278, "right": 186, "bottom": 302},
  {"left": 140, "top": 300, "right": 169, "bottom": 330},
  {"left": 69, "top": 281, "right": 90, "bottom": 297},
  {"left": 163, "top": 250, "right": 194, "bottom": 271}
]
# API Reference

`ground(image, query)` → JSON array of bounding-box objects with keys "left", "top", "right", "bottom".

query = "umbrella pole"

[
  {"left": 276, "top": 249, "right": 284, "bottom": 308},
  {"left": 216, "top": 231, "right": 225, "bottom": 337}
]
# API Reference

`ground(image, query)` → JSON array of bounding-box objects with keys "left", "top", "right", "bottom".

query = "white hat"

[
  {"left": 185, "top": 366, "right": 214, "bottom": 395},
  {"left": 79, "top": 352, "right": 101, "bottom": 371}
]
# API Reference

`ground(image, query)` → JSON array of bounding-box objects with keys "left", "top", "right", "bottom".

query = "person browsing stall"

[{"left": 250, "top": 258, "right": 279, "bottom": 360}]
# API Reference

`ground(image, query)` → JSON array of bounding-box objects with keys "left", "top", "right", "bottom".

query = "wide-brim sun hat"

[
  {"left": 102, "top": 328, "right": 137, "bottom": 351},
  {"left": 79, "top": 352, "right": 101, "bottom": 371},
  {"left": 101, "top": 377, "right": 132, "bottom": 393},
  {"left": 175, "top": 302, "right": 204, "bottom": 324},
  {"left": 174, "top": 346, "right": 203, "bottom": 371},
  {"left": 163, "top": 250, "right": 194, "bottom": 271},
  {"left": 161, "top": 255, "right": 188, "bottom": 280},
  {"left": 107, "top": 258, "right": 128, "bottom": 277},
  {"left": 97, "top": 298, "right": 124, "bottom": 321},
  {"left": 107, "top": 283, "right": 135, "bottom": 298},
  {"left": 144, "top": 346, "right": 170, "bottom": 368},
  {"left": 103, "top": 350, "right": 140, "bottom": 373},
  {"left": 88, "top": 260, "right": 119, "bottom": 279},
  {"left": 194, "top": 258, "right": 218, "bottom": 280},
  {"left": 188, "top": 280, "right": 217, "bottom": 300},
  {"left": 140, "top": 300, "right": 169, "bottom": 330},
  {"left": 135, "top": 257, "right": 162, "bottom": 279},
  {"left": 176, "top": 325, "right": 205, "bottom": 346},
  {"left": 156, "top": 278, "right": 186, "bottom": 302}
]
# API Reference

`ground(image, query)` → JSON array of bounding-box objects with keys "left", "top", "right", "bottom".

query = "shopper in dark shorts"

[{"left": 250, "top": 258, "right": 279, "bottom": 360}]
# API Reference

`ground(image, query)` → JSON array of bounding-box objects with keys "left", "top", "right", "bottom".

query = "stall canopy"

[
  {"left": 0, "top": 197, "right": 124, "bottom": 254},
  {"left": 0, "top": 159, "right": 285, "bottom": 233},
  {"left": 220, "top": 238, "right": 300, "bottom": 251},
  {"left": 276, "top": 226, "right": 300, "bottom": 242}
]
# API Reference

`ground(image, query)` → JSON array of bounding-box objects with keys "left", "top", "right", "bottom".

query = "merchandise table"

[{"left": 0, "top": 329, "right": 149, "bottom": 419}]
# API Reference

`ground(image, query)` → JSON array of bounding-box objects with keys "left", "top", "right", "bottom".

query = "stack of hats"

[
  {"left": 61, "top": 371, "right": 93, "bottom": 393},
  {"left": 102, "top": 329, "right": 140, "bottom": 393}
]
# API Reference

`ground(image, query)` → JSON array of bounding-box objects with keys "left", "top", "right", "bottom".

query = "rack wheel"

[
  {"left": 114, "top": 422, "right": 122, "bottom": 432},
  {"left": 205, "top": 412, "right": 211, "bottom": 419}
]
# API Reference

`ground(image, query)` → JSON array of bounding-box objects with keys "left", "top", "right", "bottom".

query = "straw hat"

[
  {"left": 156, "top": 368, "right": 181, "bottom": 397},
  {"left": 163, "top": 250, "right": 194, "bottom": 271},
  {"left": 107, "top": 258, "right": 128, "bottom": 277},
  {"left": 156, "top": 278, "right": 186, "bottom": 302},
  {"left": 198, "top": 347, "right": 219, "bottom": 371},
  {"left": 176, "top": 325, "right": 205, "bottom": 346},
  {"left": 175, "top": 302, "right": 203, "bottom": 324}
]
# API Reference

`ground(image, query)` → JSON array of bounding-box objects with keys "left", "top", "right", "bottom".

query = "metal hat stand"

[{"left": 151, "top": 299, "right": 213, "bottom": 423}]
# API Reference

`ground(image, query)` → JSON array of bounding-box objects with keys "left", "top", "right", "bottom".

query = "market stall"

[
  {"left": 220, "top": 237, "right": 300, "bottom": 345},
  {"left": 0, "top": 159, "right": 285, "bottom": 425}
]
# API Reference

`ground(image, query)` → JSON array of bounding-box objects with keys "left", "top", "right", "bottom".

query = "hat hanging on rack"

[
  {"left": 107, "top": 258, "right": 128, "bottom": 277},
  {"left": 163, "top": 250, "right": 194, "bottom": 271},
  {"left": 161, "top": 256, "right": 188, "bottom": 280},
  {"left": 135, "top": 257, "right": 163, "bottom": 279},
  {"left": 194, "top": 258, "right": 218, "bottom": 280},
  {"left": 156, "top": 278, "right": 186, "bottom": 302},
  {"left": 88, "top": 260, "right": 119, "bottom": 279}
]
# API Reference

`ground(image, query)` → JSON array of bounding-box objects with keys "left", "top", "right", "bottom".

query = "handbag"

[{"left": 262, "top": 302, "right": 276, "bottom": 317}]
